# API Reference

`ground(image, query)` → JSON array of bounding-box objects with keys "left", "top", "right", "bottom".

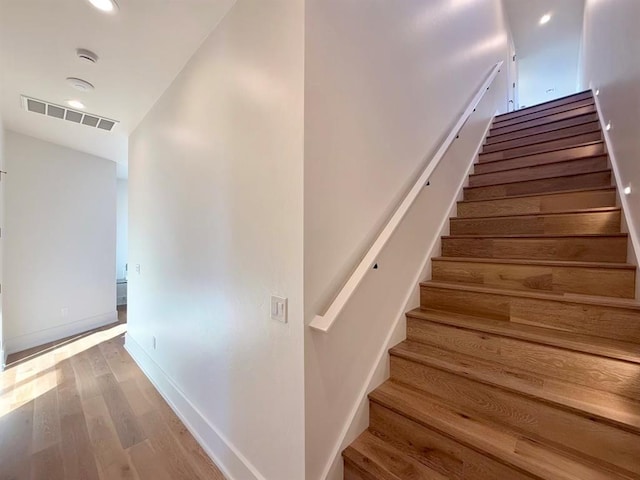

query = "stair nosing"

[
  {"left": 493, "top": 100, "right": 595, "bottom": 127},
  {"left": 464, "top": 168, "right": 611, "bottom": 191},
  {"left": 473, "top": 153, "right": 608, "bottom": 177},
  {"left": 451, "top": 206, "right": 621, "bottom": 220},
  {"left": 486, "top": 112, "right": 599, "bottom": 144},
  {"left": 494, "top": 91, "right": 593, "bottom": 122},
  {"left": 458, "top": 186, "right": 617, "bottom": 204},
  {"left": 431, "top": 256, "right": 635, "bottom": 270},
  {"left": 420, "top": 280, "right": 640, "bottom": 310},
  {"left": 481, "top": 125, "right": 602, "bottom": 154}
]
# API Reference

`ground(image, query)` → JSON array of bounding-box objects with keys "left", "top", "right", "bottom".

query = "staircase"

[{"left": 343, "top": 90, "right": 640, "bottom": 480}]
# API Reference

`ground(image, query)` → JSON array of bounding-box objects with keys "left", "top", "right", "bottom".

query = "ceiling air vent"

[{"left": 21, "top": 95, "right": 119, "bottom": 132}]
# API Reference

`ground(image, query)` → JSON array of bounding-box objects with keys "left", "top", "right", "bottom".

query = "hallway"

[{"left": 0, "top": 311, "right": 226, "bottom": 480}]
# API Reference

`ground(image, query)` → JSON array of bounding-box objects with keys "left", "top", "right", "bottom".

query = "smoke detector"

[
  {"left": 66, "top": 77, "right": 95, "bottom": 92},
  {"left": 21, "top": 95, "right": 119, "bottom": 132},
  {"left": 77, "top": 48, "right": 99, "bottom": 64}
]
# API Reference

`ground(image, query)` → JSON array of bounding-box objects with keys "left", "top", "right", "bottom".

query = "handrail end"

[{"left": 309, "top": 315, "right": 331, "bottom": 333}]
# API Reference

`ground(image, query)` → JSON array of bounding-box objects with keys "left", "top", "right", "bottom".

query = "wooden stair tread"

[
  {"left": 406, "top": 307, "right": 640, "bottom": 363},
  {"left": 468, "top": 167, "right": 610, "bottom": 189},
  {"left": 458, "top": 186, "right": 616, "bottom": 204},
  {"left": 481, "top": 123, "right": 602, "bottom": 154},
  {"left": 494, "top": 91, "right": 593, "bottom": 122},
  {"left": 343, "top": 431, "right": 450, "bottom": 480},
  {"left": 432, "top": 256, "right": 634, "bottom": 270},
  {"left": 390, "top": 340, "right": 640, "bottom": 437},
  {"left": 451, "top": 205, "right": 621, "bottom": 220},
  {"left": 478, "top": 140, "right": 604, "bottom": 164},
  {"left": 421, "top": 280, "right": 640, "bottom": 310},
  {"left": 491, "top": 100, "right": 596, "bottom": 129},
  {"left": 486, "top": 112, "right": 599, "bottom": 144},
  {"left": 443, "top": 232, "right": 627, "bottom": 239},
  {"left": 370, "top": 381, "right": 631, "bottom": 480},
  {"left": 490, "top": 106, "right": 598, "bottom": 137},
  {"left": 473, "top": 153, "right": 608, "bottom": 176}
]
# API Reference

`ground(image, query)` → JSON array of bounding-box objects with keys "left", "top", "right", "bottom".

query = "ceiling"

[
  {"left": 503, "top": 0, "right": 585, "bottom": 108},
  {"left": 0, "top": 0, "right": 236, "bottom": 178}
]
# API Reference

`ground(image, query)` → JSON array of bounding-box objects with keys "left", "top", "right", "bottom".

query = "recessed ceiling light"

[
  {"left": 539, "top": 13, "right": 552, "bottom": 25},
  {"left": 606, "top": 122, "right": 612, "bottom": 131},
  {"left": 624, "top": 186, "right": 632, "bottom": 195},
  {"left": 87, "top": 0, "right": 118, "bottom": 13},
  {"left": 67, "top": 100, "right": 85, "bottom": 110}
]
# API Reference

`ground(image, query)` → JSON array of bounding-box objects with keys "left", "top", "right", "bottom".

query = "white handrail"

[{"left": 309, "top": 61, "right": 504, "bottom": 333}]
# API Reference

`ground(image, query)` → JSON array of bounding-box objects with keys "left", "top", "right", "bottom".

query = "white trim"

[
  {"left": 4, "top": 311, "right": 117, "bottom": 355},
  {"left": 318, "top": 109, "right": 499, "bottom": 480},
  {"left": 1, "top": 346, "right": 6, "bottom": 371},
  {"left": 591, "top": 88, "right": 640, "bottom": 266},
  {"left": 310, "top": 61, "right": 504, "bottom": 333},
  {"left": 124, "top": 333, "right": 266, "bottom": 480}
]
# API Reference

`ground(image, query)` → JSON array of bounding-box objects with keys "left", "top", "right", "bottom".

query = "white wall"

[
  {"left": 0, "top": 114, "right": 5, "bottom": 365},
  {"left": 4, "top": 131, "right": 117, "bottom": 354},
  {"left": 303, "top": 1, "right": 510, "bottom": 478},
  {"left": 126, "top": 1, "right": 305, "bottom": 479},
  {"left": 116, "top": 179, "right": 128, "bottom": 281},
  {"left": 581, "top": 0, "right": 640, "bottom": 260}
]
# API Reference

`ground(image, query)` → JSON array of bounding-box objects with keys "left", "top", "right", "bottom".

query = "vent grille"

[{"left": 21, "top": 95, "right": 119, "bottom": 132}]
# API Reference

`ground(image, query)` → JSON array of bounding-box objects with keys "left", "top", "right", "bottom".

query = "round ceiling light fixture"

[
  {"left": 539, "top": 13, "right": 552, "bottom": 25},
  {"left": 87, "top": 0, "right": 119, "bottom": 13},
  {"left": 67, "top": 100, "right": 86, "bottom": 110},
  {"left": 66, "top": 77, "right": 95, "bottom": 92},
  {"left": 77, "top": 48, "right": 99, "bottom": 64}
]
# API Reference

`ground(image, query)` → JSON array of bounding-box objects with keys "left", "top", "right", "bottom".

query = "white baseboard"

[
  {"left": 1, "top": 346, "right": 6, "bottom": 371},
  {"left": 124, "top": 333, "right": 266, "bottom": 480},
  {"left": 5, "top": 311, "right": 118, "bottom": 355}
]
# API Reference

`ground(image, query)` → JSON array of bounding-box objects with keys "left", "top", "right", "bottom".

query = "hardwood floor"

[{"left": 0, "top": 309, "right": 226, "bottom": 480}]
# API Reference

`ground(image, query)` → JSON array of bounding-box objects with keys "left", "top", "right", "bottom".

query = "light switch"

[{"left": 271, "top": 296, "right": 288, "bottom": 323}]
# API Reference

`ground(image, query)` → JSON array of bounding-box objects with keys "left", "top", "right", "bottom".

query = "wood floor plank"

[
  {"left": 127, "top": 440, "right": 173, "bottom": 480},
  {"left": 96, "top": 373, "right": 146, "bottom": 450},
  {"left": 31, "top": 388, "right": 61, "bottom": 455},
  {"left": 59, "top": 412, "right": 101, "bottom": 480},
  {"left": 82, "top": 394, "right": 140, "bottom": 480},
  {"left": 29, "top": 444, "right": 65, "bottom": 480},
  {"left": 137, "top": 411, "right": 204, "bottom": 480}
]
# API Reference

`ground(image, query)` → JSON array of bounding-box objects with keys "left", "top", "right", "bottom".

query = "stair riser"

[
  {"left": 442, "top": 236, "right": 627, "bottom": 263},
  {"left": 450, "top": 210, "right": 621, "bottom": 235},
  {"left": 431, "top": 260, "right": 634, "bottom": 298},
  {"left": 464, "top": 171, "right": 612, "bottom": 201},
  {"left": 482, "top": 122, "right": 601, "bottom": 154},
  {"left": 493, "top": 98, "right": 595, "bottom": 128},
  {"left": 457, "top": 189, "right": 617, "bottom": 218},
  {"left": 420, "top": 285, "right": 640, "bottom": 343},
  {"left": 479, "top": 133, "right": 603, "bottom": 163},
  {"left": 403, "top": 321, "right": 640, "bottom": 399},
  {"left": 494, "top": 92, "right": 593, "bottom": 124},
  {"left": 390, "top": 357, "right": 640, "bottom": 475},
  {"left": 368, "top": 403, "right": 537, "bottom": 480},
  {"left": 490, "top": 105, "right": 597, "bottom": 136},
  {"left": 469, "top": 157, "right": 608, "bottom": 188},
  {"left": 486, "top": 113, "right": 599, "bottom": 145}
]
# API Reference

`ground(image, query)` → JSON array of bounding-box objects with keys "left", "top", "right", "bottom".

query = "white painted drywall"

[
  {"left": 303, "top": 1, "right": 510, "bottom": 478},
  {"left": 581, "top": 0, "right": 640, "bottom": 262},
  {"left": 126, "top": 1, "right": 305, "bottom": 479},
  {"left": 4, "top": 131, "right": 117, "bottom": 354},
  {"left": 116, "top": 179, "right": 128, "bottom": 281}
]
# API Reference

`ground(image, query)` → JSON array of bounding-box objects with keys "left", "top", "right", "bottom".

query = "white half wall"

[
  {"left": 126, "top": 1, "right": 305, "bottom": 479},
  {"left": 116, "top": 179, "right": 128, "bottom": 281},
  {"left": 303, "top": 1, "right": 510, "bottom": 478},
  {"left": 4, "top": 131, "right": 117, "bottom": 354},
  {"left": 581, "top": 0, "right": 640, "bottom": 263}
]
